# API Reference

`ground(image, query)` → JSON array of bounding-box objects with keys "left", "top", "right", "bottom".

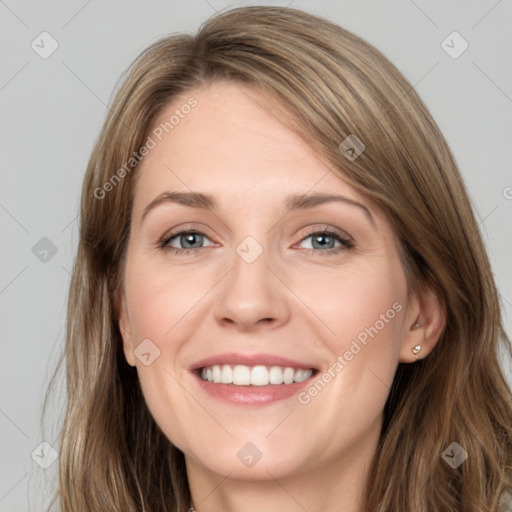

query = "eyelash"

[{"left": 159, "top": 226, "right": 354, "bottom": 257}]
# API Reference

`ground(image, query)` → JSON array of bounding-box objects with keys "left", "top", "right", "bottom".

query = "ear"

[
  {"left": 114, "top": 285, "right": 136, "bottom": 367},
  {"left": 399, "top": 282, "right": 446, "bottom": 363}
]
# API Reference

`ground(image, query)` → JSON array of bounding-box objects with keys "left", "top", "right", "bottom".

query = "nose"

[{"left": 213, "top": 241, "right": 291, "bottom": 332}]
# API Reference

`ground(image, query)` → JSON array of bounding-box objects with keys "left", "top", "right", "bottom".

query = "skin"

[{"left": 117, "top": 80, "right": 445, "bottom": 512}]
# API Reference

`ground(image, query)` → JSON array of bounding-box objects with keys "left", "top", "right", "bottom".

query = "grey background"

[{"left": 1, "top": 1, "right": 511, "bottom": 510}]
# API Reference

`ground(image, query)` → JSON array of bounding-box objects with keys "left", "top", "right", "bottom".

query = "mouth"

[
  {"left": 195, "top": 364, "right": 319, "bottom": 386},
  {"left": 189, "top": 353, "right": 320, "bottom": 405}
]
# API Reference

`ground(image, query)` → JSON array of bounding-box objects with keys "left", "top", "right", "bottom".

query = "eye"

[
  {"left": 160, "top": 229, "right": 214, "bottom": 255},
  {"left": 296, "top": 229, "right": 354, "bottom": 255}
]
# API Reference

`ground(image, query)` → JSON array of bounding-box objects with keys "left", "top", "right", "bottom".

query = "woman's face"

[{"left": 118, "top": 80, "right": 423, "bottom": 482}]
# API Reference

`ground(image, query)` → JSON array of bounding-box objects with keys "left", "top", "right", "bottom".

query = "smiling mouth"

[{"left": 197, "top": 364, "right": 318, "bottom": 386}]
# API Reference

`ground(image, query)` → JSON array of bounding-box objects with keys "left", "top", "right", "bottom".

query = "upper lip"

[{"left": 189, "top": 353, "right": 319, "bottom": 372}]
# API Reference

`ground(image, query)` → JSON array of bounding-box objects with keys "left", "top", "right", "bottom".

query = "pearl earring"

[{"left": 412, "top": 345, "right": 421, "bottom": 355}]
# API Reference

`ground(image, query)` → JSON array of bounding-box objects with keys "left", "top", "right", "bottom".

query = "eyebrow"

[{"left": 141, "top": 191, "right": 375, "bottom": 225}]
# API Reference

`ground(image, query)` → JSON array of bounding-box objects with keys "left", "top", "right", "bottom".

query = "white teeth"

[
  {"left": 220, "top": 364, "right": 233, "bottom": 384},
  {"left": 269, "top": 366, "right": 284, "bottom": 385},
  {"left": 293, "top": 369, "right": 311, "bottom": 383},
  {"left": 199, "top": 364, "right": 313, "bottom": 386},
  {"left": 250, "top": 365, "right": 269, "bottom": 386},
  {"left": 233, "top": 365, "right": 251, "bottom": 385},
  {"left": 283, "top": 367, "right": 295, "bottom": 384},
  {"left": 212, "top": 365, "right": 221, "bottom": 383}
]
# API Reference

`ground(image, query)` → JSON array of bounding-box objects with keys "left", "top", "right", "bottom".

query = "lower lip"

[{"left": 191, "top": 371, "right": 316, "bottom": 405}]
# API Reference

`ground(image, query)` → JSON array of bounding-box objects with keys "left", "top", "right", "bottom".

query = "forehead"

[{"left": 132, "top": 81, "right": 372, "bottom": 215}]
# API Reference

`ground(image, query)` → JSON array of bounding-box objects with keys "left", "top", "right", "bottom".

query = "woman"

[{"left": 51, "top": 5, "right": 512, "bottom": 511}]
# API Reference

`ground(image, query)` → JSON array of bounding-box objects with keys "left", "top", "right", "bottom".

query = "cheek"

[
  {"left": 291, "top": 264, "right": 406, "bottom": 439},
  {"left": 289, "top": 259, "right": 406, "bottom": 352},
  {"left": 124, "top": 257, "right": 211, "bottom": 342},
  {"left": 289, "top": 256, "right": 408, "bottom": 419},
  {"left": 122, "top": 260, "right": 209, "bottom": 451}
]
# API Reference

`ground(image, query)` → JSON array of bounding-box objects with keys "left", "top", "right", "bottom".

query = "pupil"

[
  {"left": 313, "top": 234, "right": 332, "bottom": 249},
  {"left": 184, "top": 233, "right": 201, "bottom": 248}
]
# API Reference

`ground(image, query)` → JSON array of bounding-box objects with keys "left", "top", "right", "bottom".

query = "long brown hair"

[{"left": 47, "top": 5, "right": 512, "bottom": 511}]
